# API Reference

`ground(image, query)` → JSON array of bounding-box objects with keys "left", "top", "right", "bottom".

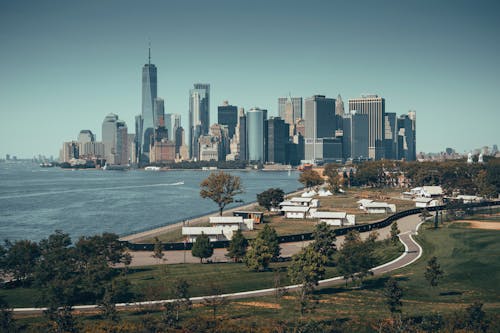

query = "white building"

[
  {"left": 310, "top": 211, "right": 355, "bottom": 226},
  {"left": 281, "top": 206, "right": 310, "bottom": 219},
  {"left": 360, "top": 202, "right": 396, "bottom": 214}
]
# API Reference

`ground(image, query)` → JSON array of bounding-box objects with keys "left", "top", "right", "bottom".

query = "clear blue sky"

[{"left": 1, "top": 0, "right": 499, "bottom": 158}]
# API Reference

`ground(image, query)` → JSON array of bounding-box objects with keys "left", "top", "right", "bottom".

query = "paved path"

[{"left": 13, "top": 214, "right": 425, "bottom": 315}]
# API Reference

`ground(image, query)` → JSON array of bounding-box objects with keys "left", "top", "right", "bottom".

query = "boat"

[
  {"left": 103, "top": 163, "right": 129, "bottom": 171},
  {"left": 144, "top": 166, "right": 161, "bottom": 171}
]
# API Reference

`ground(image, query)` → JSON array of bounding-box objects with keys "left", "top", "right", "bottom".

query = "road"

[{"left": 13, "top": 213, "right": 425, "bottom": 315}]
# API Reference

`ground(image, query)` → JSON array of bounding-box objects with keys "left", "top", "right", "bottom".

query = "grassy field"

[{"left": 147, "top": 187, "right": 417, "bottom": 243}]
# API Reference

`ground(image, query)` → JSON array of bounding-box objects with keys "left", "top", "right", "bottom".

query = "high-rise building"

[
  {"left": 154, "top": 97, "right": 165, "bottom": 128},
  {"left": 384, "top": 112, "right": 397, "bottom": 160},
  {"left": 246, "top": 107, "right": 267, "bottom": 162},
  {"left": 348, "top": 95, "right": 385, "bottom": 160},
  {"left": 189, "top": 83, "right": 210, "bottom": 160},
  {"left": 304, "top": 95, "right": 336, "bottom": 163},
  {"left": 266, "top": 117, "right": 289, "bottom": 164},
  {"left": 217, "top": 101, "right": 238, "bottom": 139},
  {"left": 140, "top": 48, "right": 157, "bottom": 162},
  {"left": 397, "top": 111, "right": 416, "bottom": 161},
  {"left": 336, "top": 94, "right": 345, "bottom": 116},
  {"left": 102, "top": 113, "right": 128, "bottom": 165},
  {"left": 342, "top": 111, "right": 369, "bottom": 160}
]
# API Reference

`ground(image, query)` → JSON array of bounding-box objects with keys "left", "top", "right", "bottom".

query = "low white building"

[
  {"left": 182, "top": 226, "right": 239, "bottom": 242},
  {"left": 360, "top": 202, "right": 396, "bottom": 214},
  {"left": 209, "top": 216, "right": 254, "bottom": 231},
  {"left": 290, "top": 197, "right": 320, "bottom": 208},
  {"left": 310, "top": 211, "right": 355, "bottom": 226},
  {"left": 281, "top": 206, "right": 310, "bottom": 219},
  {"left": 414, "top": 197, "right": 439, "bottom": 208}
]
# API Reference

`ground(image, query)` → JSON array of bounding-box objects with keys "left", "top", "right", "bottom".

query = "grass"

[{"left": 1, "top": 238, "right": 403, "bottom": 308}]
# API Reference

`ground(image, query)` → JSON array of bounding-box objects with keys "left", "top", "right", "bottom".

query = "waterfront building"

[
  {"left": 140, "top": 48, "right": 157, "bottom": 163},
  {"left": 102, "top": 113, "right": 128, "bottom": 165},
  {"left": 266, "top": 117, "right": 289, "bottom": 164},
  {"left": 342, "top": 111, "right": 369, "bottom": 160},
  {"left": 246, "top": 107, "right": 267, "bottom": 162},
  {"left": 217, "top": 101, "right": 238, "bottom": 139},
  {"left": 189, "top": 83, "right": 210, "bottom": 160},
  {"left": 348, "top": 95, "right": 385, "bottom": 160},
  {"left": 304, "top": 95, "right": 336, "bottom": 163}
]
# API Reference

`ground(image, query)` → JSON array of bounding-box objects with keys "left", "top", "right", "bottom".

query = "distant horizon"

[{"left": 1, "top": 0, "right": 499, "bottom": 158}]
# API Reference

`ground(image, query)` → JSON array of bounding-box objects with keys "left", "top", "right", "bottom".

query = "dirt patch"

[
  {"left": 456, "top": 220, "right": 500, "bottom": 230},
  {"left": 234, "top": 301, "right": 281, "bottom": 309}
]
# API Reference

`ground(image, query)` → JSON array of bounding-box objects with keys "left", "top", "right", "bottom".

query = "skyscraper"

[
  {"left": 348, "top": 95, "right": 385, "bottom": 160},
  {"left": 102, "top": 113, "right": 128, "bottom": 165},
  {"left": 304, "top": 95, "right": 336, "bottom": 162},
  {"left": 247, "top": 107, "right": 267, "bottom": 162},
  {"left": 189, "top": 83, "right": 210, "bottom": 160},
  {"left": 217, "top": 101, "right": 238, "bottom": 139},
  {"left": 141, "top": 48, "right": 157, "bottom": 162}
]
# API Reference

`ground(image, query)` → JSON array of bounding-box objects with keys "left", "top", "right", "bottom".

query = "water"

[{"left": 0, "top": 162, "right": 300, "bottom": 242}]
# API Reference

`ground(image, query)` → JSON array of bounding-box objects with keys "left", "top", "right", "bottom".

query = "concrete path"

[{"left": 13, "top": 214, "right": 425, "bottom": 315}]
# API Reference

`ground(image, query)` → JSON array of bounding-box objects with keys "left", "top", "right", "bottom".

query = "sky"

[{"left": 0, "top": 0, "right": 499, "bottom": 158}]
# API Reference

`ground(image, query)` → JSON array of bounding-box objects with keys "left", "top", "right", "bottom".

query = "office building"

[
  {"left": 303, "top": 95, "right": 336, "bottom": 163},
  {"left": 140, "top": 48, "right": 157, "bottom": 162},
  {"left": 218, "top": 101, "right": 238, "bottom": 139},
  {"left": 102, "top": 113, "right": 128, "bottom": 165},
  {"left": 348, "top": 95, "right": 385, "bottom": 160},
  {"left": 246, "top": 107, "right": 267, "bottom": 162},
  {"left": 342, "top": 111, "right": 369, "bottom": 160},
  {"left": 189, "top": 83, "right": 210, "bottom": 160},
  {"left": 266, "top": 117, "right": 289, "bottom": 164}
]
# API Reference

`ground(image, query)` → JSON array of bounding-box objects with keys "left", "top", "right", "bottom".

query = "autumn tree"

[
  {"left": 298, "top": 169, "right": 323, "bottom": 190},
  {"left": 200, "top": 171, "right": 243, "bottom": 216},
  {"left": 425, "top": 256, "right": 444, "bottom": 288},
  {"left": 191, "top": 233, "right": 213, "bottom": 263},
  {"left": 226, "top": 229, "right": 248, "bottom": 262},
  {"left": 257, "top": 188, "right": 285, "bottom": 211}
]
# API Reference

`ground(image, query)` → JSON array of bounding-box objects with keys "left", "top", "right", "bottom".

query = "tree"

[
  {"left": 191, "top": 233, "right": 213, "bottom": 263},
  {"left": 337, "top": 230, "right": 377, "bottom": 286},
  {"left": 244, "top": 237, "right": 273, "bottom": 271},
  {"left": 225, "top": 229, "right": 248, "bottom": 262},
  {"left": 383, "top": 278, "right": 403, "bottom": 314},
  {"left": 425, "top": 256, "right": 444, "bottom": 288},
  {"left": 152, "top": 237, "right": 165, "bottom": 264},
  {"left": 257, "top": 188, "right": 285, "bottom": 211},
  {"left": 2, "top": 239, "right": 40, "bottom": 284},
  {"left": 298, "top": 169, "right": 323, "bottom": 190},
  {"left": 390, "top": 222, "right": 400, "bottom": 244},
  {"left": 200, "top": 171, "right": 243, "bottom": 216},
  {"left": 288, "top": 244, "right": 327, "bottom": 315},
  {"left": 311, "top": 222, "right": 336, "bottom": 265},
  {"left": 257, "top": 224, "right": 280, "bottom": 260}
]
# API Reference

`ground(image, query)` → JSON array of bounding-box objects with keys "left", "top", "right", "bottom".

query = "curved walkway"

[{"left": 13, "top": 214, "right": 425, "bottom": 315}]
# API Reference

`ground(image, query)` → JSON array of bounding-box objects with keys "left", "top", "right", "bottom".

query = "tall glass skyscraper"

[
  {"left": 189, "top": 83, "right": 210, "bottom": 160},
  {"left": 141, "top": 48, "right": 157, "bottom": 162}
]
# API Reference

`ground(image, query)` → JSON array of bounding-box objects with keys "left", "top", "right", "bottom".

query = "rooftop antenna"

[{"left": 148, "top": 40, "right": 151, "bottom": 65}]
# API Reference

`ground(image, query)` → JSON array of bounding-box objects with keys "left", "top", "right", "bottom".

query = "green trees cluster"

[
  {"left": 257, "top": 188, "right": 284, "bottom": 211},
  {"left": 353, "top": 158, "right": 500, "bottom": 198}
]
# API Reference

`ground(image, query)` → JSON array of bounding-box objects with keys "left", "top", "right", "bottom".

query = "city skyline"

[{"left": 1, "top": 0, "right": 499, "bottom": 158}]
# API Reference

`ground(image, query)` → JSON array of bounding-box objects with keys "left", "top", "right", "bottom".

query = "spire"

[{"left": 148, "top": 41, "right": 151, "bottom": 65}]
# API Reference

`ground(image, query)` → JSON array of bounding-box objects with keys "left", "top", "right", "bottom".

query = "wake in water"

[{"left": 0, "top": 182, "right": 184, "bottom": 200}]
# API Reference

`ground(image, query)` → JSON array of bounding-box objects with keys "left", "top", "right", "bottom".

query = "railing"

[{"left": 123, "top": 200, "right": 500, "bottom": 251}]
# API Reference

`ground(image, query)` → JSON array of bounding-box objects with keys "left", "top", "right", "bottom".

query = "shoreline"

[{"left": 119, "top": 188, "right": 304, "bottom": 243}]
